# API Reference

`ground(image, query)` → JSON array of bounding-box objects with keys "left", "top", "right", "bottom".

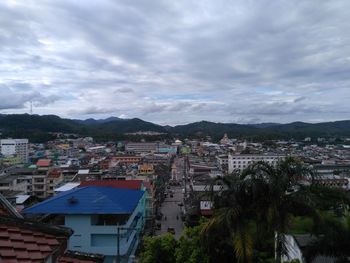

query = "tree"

[
  {"left": 202, "top": 176, "right": 256, "bottom": 263},
  {"left": 139, "top": 234, "right": 177, "bottom": 263},
  {"left": 139, "top": 225, "right": 209, "bottom": 263},
  {"left": 175, "top": 225, "right": 209, "bottom": 263},
  {"left": 241, "top": 158, "right": 320, "bottom": 263},
  {"left": 203, "top": 157, "right": 321, "bottom": 263}
]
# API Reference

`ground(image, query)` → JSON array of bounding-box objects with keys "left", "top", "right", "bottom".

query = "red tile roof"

[
  {"left": 0, "top": 216, "right": 72, "bottom": 263},
  {"left": 36, "top": 159, "right": 52, "bottom": 167},
  {"left": 79, "top": 180, "right": 143, "bottom": 190}
]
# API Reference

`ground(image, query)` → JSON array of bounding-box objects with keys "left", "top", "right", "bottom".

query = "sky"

[{"left": 1, "top": 0, "right": 350, "bottom": 125}]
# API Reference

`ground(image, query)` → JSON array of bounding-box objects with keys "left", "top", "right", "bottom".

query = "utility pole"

[{"left": 117, "top": 226, "right": 120, "bottom": 263}]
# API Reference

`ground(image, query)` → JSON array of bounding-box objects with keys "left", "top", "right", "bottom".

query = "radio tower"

[{"left": 30, "top": 101, "right": 33, "bottom": 115}]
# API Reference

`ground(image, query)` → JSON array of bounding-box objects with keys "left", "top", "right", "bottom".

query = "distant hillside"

[
  {"left": 170, "top": 121, "right": 260, "bottom": 137},
  {"left": 0, "top": 114, "right": 350, "bottom": 142},
  {"left": 92, "top": 118, "right": 167, "bottom": 134},
  {"left": 0, "top": 114, "right": 81, "bottom": 133},
  {"left": 0, "top": 114, "right": 167, "bottom": 142},
  {"left": 74, "top": 116, "right": 122, "bottom": 125},
  {"left": 170, "top": 120, "right": 350, "bottom": 140}
]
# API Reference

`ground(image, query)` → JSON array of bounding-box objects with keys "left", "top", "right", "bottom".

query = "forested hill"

[{"left": 0, "top": 114, "right": 350, "bottom": 142}]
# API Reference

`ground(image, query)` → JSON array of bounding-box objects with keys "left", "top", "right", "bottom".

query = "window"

[{"left": 91, "top": 214, "right": 129, "bottom": 226}]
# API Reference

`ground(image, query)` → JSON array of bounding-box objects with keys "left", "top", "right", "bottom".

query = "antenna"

[{"left": 30, "top": 101, "right": 33, "bottom": 115}]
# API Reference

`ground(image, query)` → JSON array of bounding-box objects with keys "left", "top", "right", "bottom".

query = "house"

[
  {"left": 36, "top": 159, "right": 53, "bottom": 173},
  {"left": 0, "top": 193, "right": 104, "bottom": 263},
  {"left": 79, "top": 180, "right": 155, "bottom": 229},
  {"left": 23, "top": 186, "right": 146, "bottom": 263}
]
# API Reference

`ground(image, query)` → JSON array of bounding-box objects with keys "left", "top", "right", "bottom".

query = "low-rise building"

[
  {"left": 24, "top": 186, "right": 146, "bottom": 263},
  {"left": 228, "top": 154, "right": 285, "bottom": 173},
  {"left": 138, "top": 164, "right": 154, "bottom": 175}
]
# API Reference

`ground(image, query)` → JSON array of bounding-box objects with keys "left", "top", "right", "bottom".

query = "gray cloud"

[
  {"left": 0, "top": 85, "right": 59, "bottom": 110},
  {"left": 1, "top": 0, "right": 350, "bottom": 124}
]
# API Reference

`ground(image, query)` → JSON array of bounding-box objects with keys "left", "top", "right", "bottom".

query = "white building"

[
  {"left": 228, "top": 154, "right": 285, "bottom": 174},
  {"left": 0, "top": 139, "right": 29, "bottom": 163}
]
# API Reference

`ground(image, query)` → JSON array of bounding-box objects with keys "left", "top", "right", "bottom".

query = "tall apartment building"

[
  {"left": 0, "top": 139, "right": 29, "bottom": 163},
  {"left": 228, "top": 154, "right": 285, "bottom": 174}
]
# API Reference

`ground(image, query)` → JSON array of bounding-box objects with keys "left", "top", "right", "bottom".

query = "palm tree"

[
  {"left": 203, "top": 157, "right": 320, "bottom": 263},
  {"left": 241, "top": 157, "right": 320, "bottom": 263},
  {"left": 201, "top": 176, "right": 256, "bottom": 263}
]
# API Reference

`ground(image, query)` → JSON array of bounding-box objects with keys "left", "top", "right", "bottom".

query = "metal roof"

[
  {"left": 23, "top": 186, "right": 144, "bottom": 215},
  {"left": 16, "top": 194, "right": 31, "bottom": 204},
  {"left": 79, "top": 180, "right": 143, "bottom": 190},
  {"left": 55, "top": 183, "right": 80, "bottom": 192}
]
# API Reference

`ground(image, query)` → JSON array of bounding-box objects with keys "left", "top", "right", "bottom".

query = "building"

[
  {"left": 220, "top": 133, "right": 231, "bottom": 145},
  {"left": 24, "top": 186, "right": 146, "bottom": 263},
  {"left": 0, "top": 193, "right": 104, "bottom": 263},
  {"left": 112, "top": 156, "right": 142, "bottom": 165},
  {"left": 125, "top": 142, "right": 158, "bottom": 153},
  {"left": 79, "top": 180, "right": 155, "bottom": 225},
  {"left": 0, "top": 138, "right": 29, "bottom": 163},
  {"left": 216, "top": 154, "right": 229, "bottom": 173},
  {"left": 47, "top": 169, "right": 64, "bottom": 196},
  {"left": 36, "top": 159, "right": 53, "bottom": 173},
  {"left": 228, "top": 154, "right": 285, "bottom": 173},
  {"left": 125, "top": 142, "right": 170, "bottom": 153},
  {"left": 138, "top": 163, "right": 154, "bottom": 175}
]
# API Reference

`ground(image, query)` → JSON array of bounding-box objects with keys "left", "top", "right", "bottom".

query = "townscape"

[
  {"left": 0, "top": 132, "right": 349, "bottom": 262},
  {"left": 2, "top": 1, "right": 350, "bottom": 262}
]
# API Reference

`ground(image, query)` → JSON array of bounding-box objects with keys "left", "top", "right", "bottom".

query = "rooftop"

[
  {"left": 36, "top": 159, "right": 52, "bottom": 167},
  {"left": 79, "top": 180, "right": 143, "bottom": 190},
  {"left": 23, "top": 186, "right": 144, "bottom": 215},
  {"left": 0, "top": 215, "right": 72, "bottom": 263}
]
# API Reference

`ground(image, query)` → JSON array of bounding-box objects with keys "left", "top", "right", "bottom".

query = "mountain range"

[{"left": 0, "top": 114, "right": 350, "bottom": 142}]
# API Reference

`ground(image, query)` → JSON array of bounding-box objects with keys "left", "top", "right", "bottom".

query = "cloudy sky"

[{"left": 1, "top": 0, "right": 350, "bottom": 125}]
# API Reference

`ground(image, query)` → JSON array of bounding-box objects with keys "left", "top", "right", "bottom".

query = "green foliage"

[
  {"left": 175, "top": 226, "right": 209, "bottom": 263},
  {"left": 139, "top": 234, "right": 177, "bottom": 263},
  {"left": 308, "top": 185, "right": 350, "bottom": 214},
  {"left": 289, "top": 217, "right": 314, "bottom": 234},
  {"left": 203, "top": 157, "right": 349, "bottom": 262},
  {"left": 139, "top": 226, "right": 209, "bottom": 263}
]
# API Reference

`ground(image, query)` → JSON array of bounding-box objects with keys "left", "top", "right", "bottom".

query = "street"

[{"left": 154, "top": 185, "right": 184, "bottom": 239}]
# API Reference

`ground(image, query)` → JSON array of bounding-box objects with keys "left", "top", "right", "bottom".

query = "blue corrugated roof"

[{"left": 23, "top": 186, "right": 144, "bottom": 215}]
